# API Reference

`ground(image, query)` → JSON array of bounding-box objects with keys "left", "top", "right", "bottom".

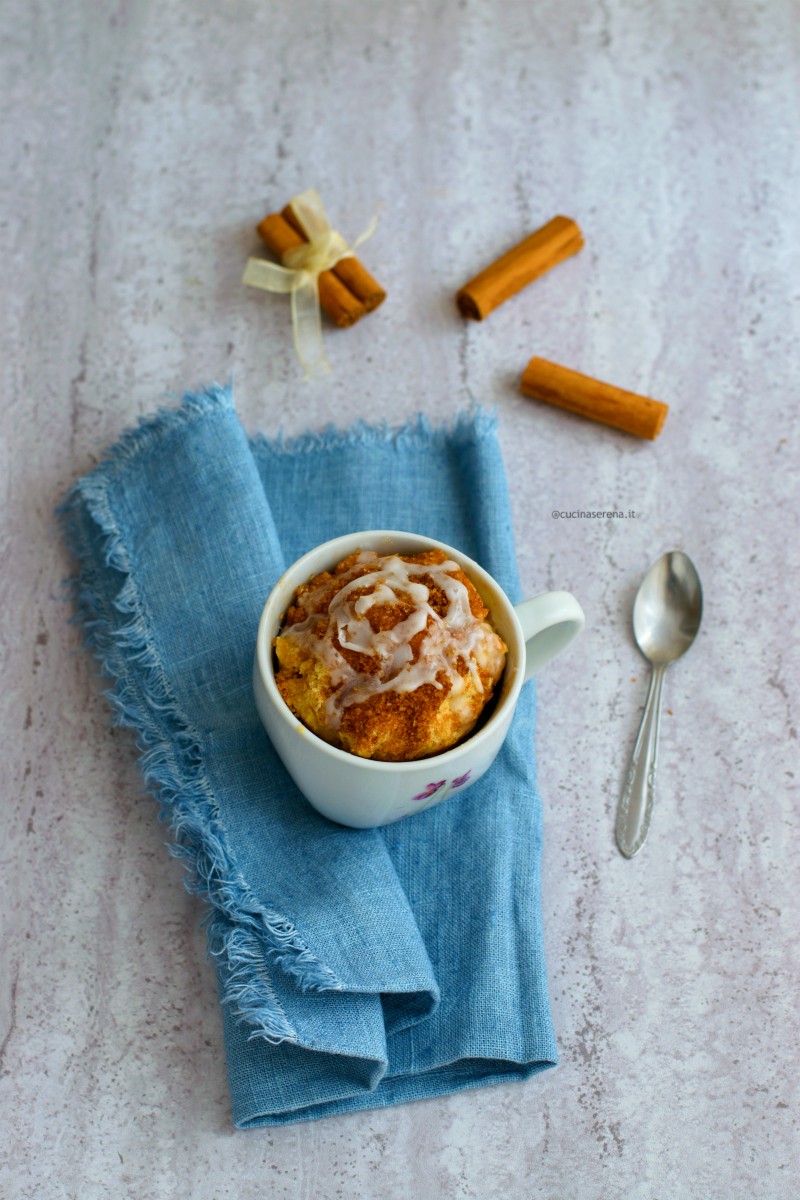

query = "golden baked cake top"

[{"left": 274, "top": 549, "right": 507, "bottom": 761}]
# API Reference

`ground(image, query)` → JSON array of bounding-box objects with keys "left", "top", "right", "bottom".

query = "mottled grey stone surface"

[{"left": 2, "top": 2, "right": 798, "bottom": 1197}]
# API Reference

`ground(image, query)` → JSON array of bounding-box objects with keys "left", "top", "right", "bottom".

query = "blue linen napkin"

[{"left": 60, "top": 384, "right": 557, "bottom": 1126}]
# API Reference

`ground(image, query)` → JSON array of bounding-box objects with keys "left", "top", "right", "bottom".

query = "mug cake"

[{"left": 273, "top": 549, "right": 507, "bottom": 761}]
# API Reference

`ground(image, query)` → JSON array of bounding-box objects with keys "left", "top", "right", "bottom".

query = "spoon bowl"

[
  {"left": 633, "top": 552, "right": 703, "bottom": 665},
  {"left": 615, "top": 551, "right": 703, "bottom": 858}
]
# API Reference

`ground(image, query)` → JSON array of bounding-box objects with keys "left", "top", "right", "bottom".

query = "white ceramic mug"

[{"left": 253, "top": 531, "right": 584, "bottom": 828}]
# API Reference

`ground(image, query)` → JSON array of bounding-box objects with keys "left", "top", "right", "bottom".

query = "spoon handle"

[{"left": 616, "top": 664, "right": 666, "bottom": 858}]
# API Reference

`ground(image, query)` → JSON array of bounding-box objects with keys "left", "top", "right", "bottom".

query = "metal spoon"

[{"left": 615, "top": 551, "right": 703, "bottom": 858}]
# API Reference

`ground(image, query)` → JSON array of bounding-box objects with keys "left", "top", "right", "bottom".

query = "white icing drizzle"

[{"left": 279, "top": 552, "right": 506, "bottom": 728}]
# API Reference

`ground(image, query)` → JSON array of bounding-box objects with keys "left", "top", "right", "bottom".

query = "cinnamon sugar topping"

[{"left": 278, "top": 551, "right": 506, "bottom": 731}]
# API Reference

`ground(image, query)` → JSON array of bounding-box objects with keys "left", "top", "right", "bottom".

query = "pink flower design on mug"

[
  {"left": 451, "top": 770, "right": 472, "bottom": 789},
  {"left": 412, "top": 780, "right": 447, "bottom": 802}
]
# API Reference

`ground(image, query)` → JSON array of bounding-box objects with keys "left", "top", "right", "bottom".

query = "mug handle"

[{"left": 514, "top": 591, "right": 585, "bottom": 682}]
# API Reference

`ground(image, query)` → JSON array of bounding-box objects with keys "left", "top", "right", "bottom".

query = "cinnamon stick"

[
  {"left": 255, "top": 213, "right": 366, "bottom": 328},
  {"left": 457, "top": 216, "right": 584, "bottom": 320},
  {"left": 520, "top": 357, "right": 669, "bottom": 440},
  {"left": 281, "top": 204, "right": 386, "bottom": 313}
]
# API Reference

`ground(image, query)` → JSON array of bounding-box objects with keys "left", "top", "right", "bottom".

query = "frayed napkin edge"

[
  {"left": 250, "top": 405, "right": 499, "bottom": 458},
  {"left": 56, "top": 383, "right": 357, "bottom": 1047}
]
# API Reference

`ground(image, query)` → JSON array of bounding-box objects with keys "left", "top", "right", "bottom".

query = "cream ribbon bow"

[{"left": 242, "top": 189, "right": 378, "bottom": 380}]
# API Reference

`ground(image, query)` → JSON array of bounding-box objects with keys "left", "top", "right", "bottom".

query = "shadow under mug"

[{"left": 253, "top": 531, "right": 585, "bottom": 828}]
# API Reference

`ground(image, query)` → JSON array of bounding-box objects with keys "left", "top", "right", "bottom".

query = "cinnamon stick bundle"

[
  {"left": 256, "top": 213, "right": 366, "bottom": 328},
  {"left": 281, "top": 204, "right": 386, "bottom": 314},
  {"left": 520, "top": 357, "right": 669, "bottom": 440},
  {"left": 255, "top": 199, "right": 386, "bottom": 329},
  {"left": 457, "top": 216, "right": 584, "bottom": 320}
]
